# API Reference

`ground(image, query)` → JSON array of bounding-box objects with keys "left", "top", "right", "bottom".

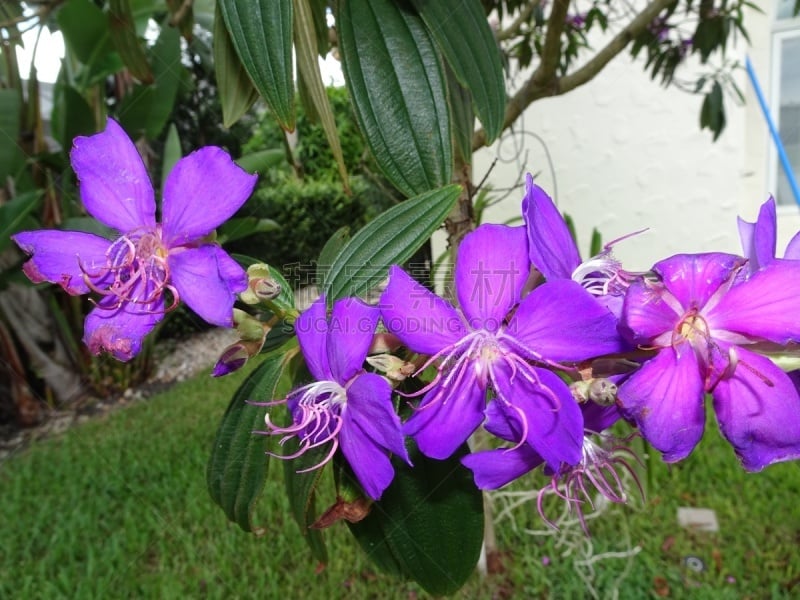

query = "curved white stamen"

[{"left": 261, "top": 380, "right": 347, "bottom": 472}]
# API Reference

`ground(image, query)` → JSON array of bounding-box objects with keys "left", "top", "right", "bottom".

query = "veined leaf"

[
  {"left": 217, "top": 0, "right": 295, "bottom": 130},
  {"left": 316, "top": 225, "right": 350, "bottom": 284},
  {"left": 337, "top": 0, "right": 451, "bottom": 197},
  {"left": 206, "top": 346, "right": 298, "bottom": 533},
  {"left": 348, "top": 440, "right": 484, "bottom": 596},
  {"left": 410, "top": 0, "right": 506, "bottom": 144},
  {"left": 323, "top": 184, "right": 460, "bottom": 301},
  {"left": 213, "top": 1, "right": 260, "bottom": 128}
]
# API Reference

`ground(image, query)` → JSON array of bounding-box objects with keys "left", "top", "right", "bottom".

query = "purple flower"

[
  {"left": 522, "top": 174, "right": 637, "bottom": 314},
  {"left": 380, "top": 223, "right": 623, "bottom": 467},
  {"left": 617, "top": 253, "right": 800, "bottom": 471},
  {"left": 259, "top": 296, "right": 409, "bottom": 500},
  {"left": 462, "top": 400, "right": 641, "bottom": 532},
  {"left": 12, "top": 119, "right": 256, "bottom": 360},
  {"left": 738, "top": 196, "right": 800, "bottom": 274}
]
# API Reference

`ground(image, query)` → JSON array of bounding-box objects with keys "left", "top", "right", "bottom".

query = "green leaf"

[
  {"left": 410, "top": 0, "right": 505, "bottom": 144},
  {"left": 57, "top": 0, "right": 112, "bottom": 65},
  {"left": 235, "top": 148, "right": 286, "bottom": 175},
  {"left": 213, "top": 1, "right": 260, "bottom": 128},
  {"left": 324, "top": 184, "right": 460, "bottom": 301},
  {"left": 218, "top": 0, "right": 295, "bottom": 130},
  {"left": 283, "top": 439, "right": 329, "bottom": 564},
  {"left": 316, "top": 225, "right": 350, "bottom": 284},
  {"left": 446, "top": 62, "right": 474, "bottom": 165},
  {"left": 0, "top": 88, "right": 21, "bottom": 184},
  {"left": 348, "top": 441, "right": 484, "bottom": 596},
  {"left": 0, "top": 191, "right": 42, "bottom": 254},
  {"left": 700, "top": 80, "right": 725, "bottom": 141},
  {"left": 109, "top": 0, "right": 154, "bottom": 84},
  {"left": 338, "top": 0, "right": 451, "bottom": 197},
  {"left": 161, "top": 123, "right": 181, "bottom": 197},
  {"left": 206, "top": 346, "right": 298, "bottom": 533},
  {"left": 216, "top": 217, "right": 279, "bottom": 245},
  {"left": 118, "top": 22, "right": 181, "bottom": 139},
  {"left": 294, "top": 0, "right": 349, "bottom": 189}
]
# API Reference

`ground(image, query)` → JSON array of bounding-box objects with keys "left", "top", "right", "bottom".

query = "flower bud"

[
  {"left": 240, "top": 263, "right": 282, "bottom": 304},
  {"left": 212, "top": 339, "right": 265, "bottom": 377},
  {"left": 366, "top": 353, "right": 415, "bottom": 381}
]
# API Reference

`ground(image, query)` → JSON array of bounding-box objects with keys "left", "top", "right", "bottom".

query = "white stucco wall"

[{"left": 464, "top": 3, "right": 798, "bottom": 272}]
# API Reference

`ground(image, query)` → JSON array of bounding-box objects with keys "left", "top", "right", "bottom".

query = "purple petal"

[
  {"left": 753, "top": 197, "right": 778, "bottom": 268},
  {"left": 581, "top": 402, "right": 623, "bottom": 433},
  {"left": 620, "top": 279, "right": 680, "bottom": 344},
  {"left": 168, "top": 245, "right": 246, "bottom": 328},
  {"left": 70, "top": 119, "right": 156, "bottom": 232},
  {"left": 462, "top": 445, "right": 543, "bottom": 490},
  {"left": 505, "top": 279, "right": 624, "bottom": 362},
  {"left": 708, "top": 261, "right": 800, "bottom": 344},
  {"left": 346, "top": 373, "right": 409, "bottom": 463},
  {"left": 617, "top": 348, "right": 705, "bottom": 463},
  {"left": 713, "top": 347, "right": 800, "bottom": 471},
  {"left": 380, "top": 265, "right": 466, "bottom": 354},
  {"left": 403, "top": 375, "right": 486, "bottom": 460},
  {"left": 784, "top": 229, "right": 800, "bottom": 260},
  {"left": 521, "top": 174, "right": 581, "bottom": 280},
  {"left": 83, "top": 293, "right": 164, "bottom": 361},
  {"left": 13, "top": 230, "right": 111, "bottom": 295},
  {"left": 492, "top": 363, "right": 583, "bottom": 470},
  {"left": 161, "top": 147, "right": 257, "bottom": 246},
  {"left": 652, "top": 253, "right": 743, "bottom": 309},
  {"left": 455, "top": 224, "right": 530, "bottom": 333},
  {"left": 295, "top": 296, "right": 331, "bottom": 381},
  {"left": 340, "top": 374, "right": 406, "bottom": 499},
  {"left": 327, "top": 298, "right": 379, "bottom": 383}
]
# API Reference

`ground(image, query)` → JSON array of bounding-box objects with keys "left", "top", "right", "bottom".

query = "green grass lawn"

[{"left": 2, "top": 361, "right": 800, "bottom": 599}]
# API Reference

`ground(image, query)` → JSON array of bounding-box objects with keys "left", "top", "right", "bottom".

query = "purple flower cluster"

[
  {"left": 265, "top": 176, "right": 800, "bottom": 510},
  {"left": 15, "top": 121, "right": 800, "bottom": 521}
]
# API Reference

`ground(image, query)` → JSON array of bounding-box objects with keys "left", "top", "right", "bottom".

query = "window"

[{"left": 771, "top": 2, "right": 800, "bottom": 206}]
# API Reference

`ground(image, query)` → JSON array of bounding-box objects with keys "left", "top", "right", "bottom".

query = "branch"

[
  {"left": 530, "top": 0, "right": 570, "bottom": 86},
  {"left": 496, "top": 1, "right": 540, "bottom": 42},
  {"left": 473, "top": 0, "right": 674, "bottom": 150}
]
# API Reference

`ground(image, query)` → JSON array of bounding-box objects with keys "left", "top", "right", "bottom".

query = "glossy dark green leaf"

[
  {"left": 295, "top": 0, "right": 349, "bottom": 188},
  {"left": 324, "top": 185, "right": 460, "bottom": 301},
  {"left": 348, "top": 441, "right": 484, "bottom": 596},
  {"left": 213, "top": 1, "right": 260, "bottom": 128},
  {"left": 410, "top": 0, "right": 505, "bottom": 144},
  {"left": 218, "top": 0, "right": 295, "bottom": 130},
  {"left": 109, "top": 0, "right": 154, "bottom": 83},
  {"left": 316, "top": 225, "right": 350, "bottom": 284},
  {"left": 338, "top": 0, "right": 451, "bottom": 197},
  {"left": 207, "top": 345, "right": 299, "bottom": 533}
]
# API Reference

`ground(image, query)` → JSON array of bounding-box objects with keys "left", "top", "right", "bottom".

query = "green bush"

[{"left": 229, "top": 174, "right": 374, "bottom": 285}]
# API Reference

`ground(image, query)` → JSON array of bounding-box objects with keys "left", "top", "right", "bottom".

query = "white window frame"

[{"left": 770, "top": 8, "right": 800, "bottom": 210}]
